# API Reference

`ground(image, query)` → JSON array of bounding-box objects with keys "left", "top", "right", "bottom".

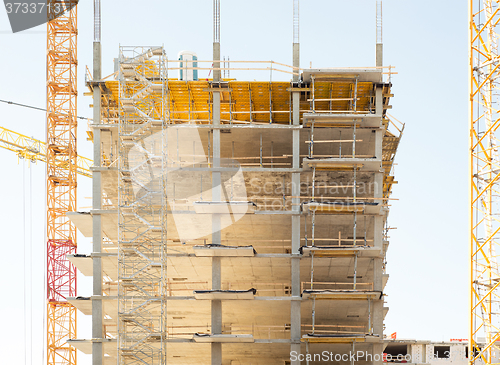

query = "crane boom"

[{"left": 0, "top": 126, "right": 92, "bottom": 177}]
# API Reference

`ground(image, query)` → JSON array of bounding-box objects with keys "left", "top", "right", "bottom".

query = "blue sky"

[{"left": 0, "top": 1, "right": 468, "bottom": 363}]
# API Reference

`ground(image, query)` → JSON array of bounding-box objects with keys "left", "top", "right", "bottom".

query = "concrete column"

[
  {"left": 376, "top": 86, "right": 383, "bottom": 116},
  {"left": 211, "top": 39, "right": 222, "bottom": 365},
  {"left": 375, "top": 129, "right": 383, "bottom": 160},
  {"left": 293, "top": 43, "right": 300, "bottom": 83},
  {"left": 92, "top": 40, "right": 104, "bottom": 365},
  {"left": 373, "top": 76, "right": 384, "bottom": 365},
  {"left": 376, "top": 43, "right": 383, "bottom": 68},
  {"left": 290, "top": 58, "right": 301, "bottom": 363}
]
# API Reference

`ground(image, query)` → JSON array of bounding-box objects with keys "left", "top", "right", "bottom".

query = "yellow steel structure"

[
  {"left": 470, "top": 1, "right": 500, "bottom": 364},
  {"left": 105, "top": 79, "right": 384, "bottom": 124},
  {"left": 46, "top": 3, "right": 78, "bottom": 365},
  {"left": 0, "top": 126, "right": 92, "bottom": 177}
]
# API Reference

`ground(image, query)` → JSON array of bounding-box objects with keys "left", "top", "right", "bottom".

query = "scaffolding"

[{"left": 117, "top": 46, "right": 167, "bottom": 364}]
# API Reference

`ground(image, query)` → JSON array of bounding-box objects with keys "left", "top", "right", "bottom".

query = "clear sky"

[{"left": 0, "top": 1, "right": 468, "bottom": 363}]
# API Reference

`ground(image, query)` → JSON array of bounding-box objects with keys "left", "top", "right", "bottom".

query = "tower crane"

[
  {"left": 470, "top": 1, "right": 500, "bottom": 364},
  {"left": 46, "top": 2, "right": 78, "bottom": 365},
  {"left": 0, "top": 125, "right": 91, "bottom": 177}
]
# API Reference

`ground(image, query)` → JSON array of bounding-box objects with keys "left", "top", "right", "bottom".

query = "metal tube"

[
  {"left": 312, "top": 296, "right": 316, "bottom": 335},
  {"left": 260, "top": 133, "right": 263, "bottom": 167},
  {"left": 368, "top": 297, "right": 372, "bottom": 334},
  {"left": 312, "top": 76, "right": 316, "bottom": 112},
  {"left": 312, "top": 166, "right": 316, "bottom": 201},
  {"left": 339, "top": 130, "right": 342, "bottom": 157},
  {"left": 354, "top": 252, "right": 358, "bottom": 290},
  {"left": 364, "top": 215, "right": 367, "bottom": 247},
  {"left": 311, "top": 122, "right": 315, "bottom": 157},
  {"left": 351, "top": 342, "right": 355, "bottom": 365}
]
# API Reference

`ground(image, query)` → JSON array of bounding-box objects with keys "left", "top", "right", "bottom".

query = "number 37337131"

[{"left": 5, "top": 2, "right": 70, "bottom": 15}]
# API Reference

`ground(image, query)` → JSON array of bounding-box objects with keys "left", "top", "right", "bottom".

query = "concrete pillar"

[
  {"left": 373, "top": 73, "right": 384, "bottom": 365},
  {"left": 211, "top": 37, "right": 223, "bottom": 365},
  {"left": 376, "top": 43, "right": 383, "bottom": 68},
  {"left": 293, "top": 43, "right": 300, "bottom": 82},
  {"left": 290, "top": 50, "right": 301, "bottom": 362},
  {"left": 92, "top": 40, "right": 104, "bottom": 365}
]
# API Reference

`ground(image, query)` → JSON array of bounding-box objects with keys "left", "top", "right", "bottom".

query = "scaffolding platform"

[{"left": 303, "top": 157, "right": 382, "bottom": 172}]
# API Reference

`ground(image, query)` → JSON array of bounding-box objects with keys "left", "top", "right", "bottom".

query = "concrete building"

[
  {"left": 64, "top": 44, "right": 402, "bottom": 364},
  {"left": 383, "top": 338, "right": 499, "bottom": 365},
  {"left": 64, "top": 4, "right": 402, "bottom": 363}
]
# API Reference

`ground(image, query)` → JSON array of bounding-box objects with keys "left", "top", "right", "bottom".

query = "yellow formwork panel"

[
  {"left": 231, "top": 81, "right": 251, "bottom": 122},
  {"left": 101, "top": 79, "right": 386, "bottom": 124},
  {"left": 271, "top": 82, "right": 290, "bottom": 123}
]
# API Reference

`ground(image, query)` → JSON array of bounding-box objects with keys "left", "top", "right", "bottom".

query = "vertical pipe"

[
  {"left": 353, "top": 120, "right": 356, "bottom": 158},
  {"left": 364, "top": 215, "right": 367, "bottom": 247},
  {"left": 312, "top": 166, "right": 316, "bottom": 201},
  {"left": 311, "top": 122, "right": 314, "bottom": 157},
  {"left": 339, "top": 130, "right": 342, "bottom": 157},
  {"left": 312, "top": 76, "right": 316, "bottom": 112},
  {"left": 368, "top": 297, "right": 373, "bottom": 334},
  {"left": 312, "top": 296, "right": 316, "bottom": 334},
  {"left": 351, "top": 342, "right": 356, "bottom": 365},
  {"left": 353, "top": 166, "right": 357, "bottom": 249},
  {"left": 353, "top": 252, "right": 358, "bottom": 290},
  {"left": 260, "top": 133, "right": 263, "bottom": 167},
  {"left": 353, "top": 78, "right": 358, "bottom": 112}
]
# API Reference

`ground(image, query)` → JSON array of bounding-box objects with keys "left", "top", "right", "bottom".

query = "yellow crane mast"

[{"left": 470, "top": 1, "right": 500, "bottom": 364}]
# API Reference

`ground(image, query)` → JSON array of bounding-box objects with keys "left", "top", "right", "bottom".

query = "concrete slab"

[
  {"left": 67, "top": 254, "right": 118, "bottom": 281},
  {"left": 193, "top": 244, "right": 256, "bottom": 257},
  {"left": 194, "top": 289, "right": 256, "bottom": 300},
  {"left": 302, "top": 290, "right": 382, "bottom": 300},
  {"left": 67, "top": 338, "right": 117, "bottom": 355},
  {"left": 193, "top": 201, "right": 256, "bottom": 214},
  {"left": 193, "top": 334, "right": 254, "bottom": 343},
  {"left": 301, "top": 69, "right": 383, "bottom": 83}
]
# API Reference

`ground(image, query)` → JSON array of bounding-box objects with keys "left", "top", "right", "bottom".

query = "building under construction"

[{"left": 63, "top": 2, "right": 403, "bottom": 364}]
